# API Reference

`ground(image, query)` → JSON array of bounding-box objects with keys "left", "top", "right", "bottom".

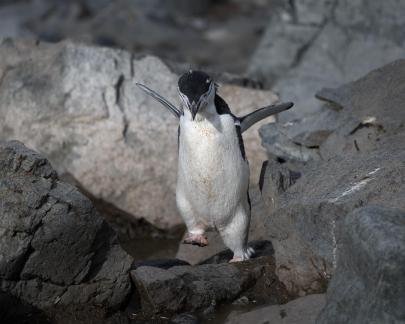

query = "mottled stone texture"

[
  {"left": 0, "top": 141, "right": 133, "bottom": 310},
  {"left": 249, "top": 0, "right": 405, "bottom": 121},
  {"left": 317, "top": 206, "right": 405, "bottom": 324}
]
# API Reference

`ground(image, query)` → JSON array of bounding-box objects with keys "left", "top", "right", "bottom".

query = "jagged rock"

[
  {"left": 316, "top": 206, "right": 405, "bottom": 324},
  {"left": 259, "top": 108, "right": 340, "bottom": 163},
  {"left": 131, "top": 256, "right": 289, "bottom": 316},
  {"left": 0, "top": 141, "right": 133, "bottom": 311},
  {"left": 316, "top": 59, "right": 405, "bottom": 160},
  {"left": 260, "top": 59, "right": 405, "bottom": 165},
  {"left": 260, "top": 132, "right": 405, "bottom": 295},
  {"left": 0, "top": 39, "right": 279, "bottom": 230},
  {"left": 259, "top": 160, "right": 301, "bottom": 211},
  {"left": 259, "top": 123, "right": 321, "bottom": 163},
  {"left": 226, "top": 294, "right": 326, "bottom": 324},
  {"left": 249, "top": 0, "right": 405, "bottom": 122}
]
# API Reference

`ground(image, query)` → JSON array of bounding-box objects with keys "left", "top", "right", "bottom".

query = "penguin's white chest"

[{"left": 177, "top": 114, "right": 249, "bottom": 226}]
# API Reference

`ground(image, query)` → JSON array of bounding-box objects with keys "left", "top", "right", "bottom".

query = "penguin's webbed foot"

[
  {"left": 229, "top": 247, "right": 255, "bottom": 263},
  {"left": 229, "top": 257, "right": 244, "bottom": 263},
  {"left": 183, "top": 233, "right": 208, "bottom": 247}
]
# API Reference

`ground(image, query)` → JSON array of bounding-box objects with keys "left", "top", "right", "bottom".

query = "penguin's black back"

[
  {"left": 214, "top": 94, "right": 236, "bottom": 118},
  {"left": 214, "top": 94, "right": 246, "bottom": 160}
]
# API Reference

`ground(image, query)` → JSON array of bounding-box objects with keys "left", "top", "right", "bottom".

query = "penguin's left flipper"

[
  {"left": 239, "top": 102, "right": 294, "bottom": 133},
  {"left": 136, "top": 83, "right": 182, "bottom": 119}
]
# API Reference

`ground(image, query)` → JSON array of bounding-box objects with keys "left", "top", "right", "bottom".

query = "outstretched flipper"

[
  {"left": 136, "top": 83, "right": 182, "bottom": 118},
  {"left": 239, "top": 102, "right": 294, "bottom": 133}
]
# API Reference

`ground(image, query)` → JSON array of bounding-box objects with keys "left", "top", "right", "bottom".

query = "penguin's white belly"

[{"left": 177, "top": 115, "right": 249, "bottom": 229}]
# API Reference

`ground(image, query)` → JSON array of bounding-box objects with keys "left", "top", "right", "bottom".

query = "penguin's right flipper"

[
  {"left": 239, "top": 102, "right": 294, "bottom": 133},
  {"left": 136, "top": 83, "right": 182, "bottom": 118}
]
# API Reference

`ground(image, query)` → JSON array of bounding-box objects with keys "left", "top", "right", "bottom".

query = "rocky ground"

[{"left": 0, "top": 0, "right": 405, "bottom": 324}]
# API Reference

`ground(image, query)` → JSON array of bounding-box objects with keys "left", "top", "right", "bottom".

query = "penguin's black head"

[{"left": 178, "top": 70, "right": 216, "bottom": 120}]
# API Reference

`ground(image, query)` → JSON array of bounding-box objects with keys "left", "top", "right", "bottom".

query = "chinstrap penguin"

[{"left": 137, "top": 71, "right": 293, "bottom": 262}]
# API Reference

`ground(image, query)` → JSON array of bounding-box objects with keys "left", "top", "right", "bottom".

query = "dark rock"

[
  {"left": 132, "top": 259, "right": 190, "bottom": 270},
  {"left": 171, "top": 313, "right": 200, "bottom": 324},
  {"left": 131, "top": 266, "right": 187, "bottom": 314},
  {"left": 260, "top": 160, "right": 301, "bottom": 211},
  {"left": 0, "top": 290, "right": 52, "bottom": 324},
  {"left": 131, "top": 256, "right": 289, "bottom": 316},
  {"left": 0, "top": 141, "right": 133, "bottom": 311},
  {"left": 316, "top": 206, "right": 405, "bottom": 324}
]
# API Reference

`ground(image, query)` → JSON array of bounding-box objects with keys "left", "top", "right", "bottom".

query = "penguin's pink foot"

[
  {"left": 229, "top": 257, "right": 244, "bottom": 263},
  {"left": 183, "top": 234, "right": 208, "bottom": 247},
  {"left": 229, "top": 248, "right": 254, "bottom": 263}
]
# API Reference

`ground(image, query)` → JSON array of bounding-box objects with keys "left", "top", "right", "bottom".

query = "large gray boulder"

[
  {"left": 0, "top": 140, "right": 133, "bottom": 310},
  {"left": 249, "top": 0, "right": 405, "bottom": 121},
  {"left": 0, "top": 39, "right": 278, "bottom": 230},
  {"left": 261, "top": 138, "right": 405, "bottom": 295},
  {"left": 259, "top": 61, "right": 405, "bottom": 295},
  {"left": 316, "top": 206, "right": 405, "bottom": 324}
]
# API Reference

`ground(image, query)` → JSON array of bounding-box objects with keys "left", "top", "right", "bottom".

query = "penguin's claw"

[{"left": 183, "top": 234, "right": 208, "bottom": 247}]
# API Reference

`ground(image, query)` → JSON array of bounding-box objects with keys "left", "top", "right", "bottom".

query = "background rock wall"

[{"left": 249, "top": 0, "right": 405, "bottom": 121}]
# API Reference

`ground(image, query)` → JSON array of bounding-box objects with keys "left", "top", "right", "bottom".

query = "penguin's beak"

[{"left": 190, "top": 102, "right": 199, "bottom": 120}]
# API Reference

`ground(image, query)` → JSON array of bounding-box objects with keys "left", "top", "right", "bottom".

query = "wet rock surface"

[
  {"left": 0, "top": 39, "right": 279, "bottom": 231},
  {"left": 259, "top": 60, "right": 405, "bottom": 295},
  {"left": 0, "top": 141, "right": 133, "bottom": 312},
  {"left": 317, "top": 206, "right": 405, "bottom": 324},
  {"left": 249, "top": 0, "right": 405, "bottom": 121},
  {"left": 226, "top": 294, "right": 326, "bottom": 324}
]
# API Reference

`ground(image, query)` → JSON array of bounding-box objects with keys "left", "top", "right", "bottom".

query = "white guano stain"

[
  {"left": 328, "top": 167, "right": 381, "bottom": 203},
  {"left": 331, "top": 219, "right": 337, "bottom": 269}
]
